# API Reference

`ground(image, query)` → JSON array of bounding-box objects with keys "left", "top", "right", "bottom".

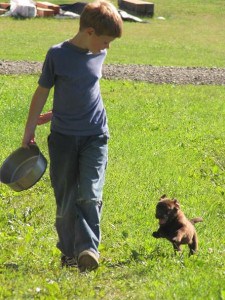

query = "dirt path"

[{"left": 0, "top": 60, "right": 225, "bottom": 85}]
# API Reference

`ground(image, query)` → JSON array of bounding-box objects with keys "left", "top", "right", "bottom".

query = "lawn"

[
  {"left": 0, "top": 0, "right": 225, "bottom": 66},
  {"left": 0, "top": 0, "right": 225, "bottom": 299},
  {"left": 0, "top": 75, "right": 225, "bottom": 299}
]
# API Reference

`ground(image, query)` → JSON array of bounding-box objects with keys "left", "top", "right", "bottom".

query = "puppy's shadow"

[
  {"left": 103, "top": 248, "right": 181, "bottom": 268},
  {"left": 103, "top": 249, "right": 149, "bottom": 268}
]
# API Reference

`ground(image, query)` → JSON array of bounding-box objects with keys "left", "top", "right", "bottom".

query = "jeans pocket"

[{"left": 98, "top": 132, "right": 109, "bottom": 145}]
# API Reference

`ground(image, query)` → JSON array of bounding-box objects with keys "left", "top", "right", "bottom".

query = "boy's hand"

[
  {"left": 37, "top": 111, "right": 53, "bottom": 125},
  {"left": 22, "top": 130, "right": 35, "bottom": 148}
]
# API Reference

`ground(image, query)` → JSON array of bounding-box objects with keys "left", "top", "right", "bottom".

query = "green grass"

[
  {"left": 0, "top": 75, "right": 225, "bottom": 299},
  {"left": 0, "top": 0, "right": 225, "bottom": 66}
]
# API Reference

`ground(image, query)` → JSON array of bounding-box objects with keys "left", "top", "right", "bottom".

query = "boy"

[{"left": 22, "top": 0, "right": 123, "bottom": 272}]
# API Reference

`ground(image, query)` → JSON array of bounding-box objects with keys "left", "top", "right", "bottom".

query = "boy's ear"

[{"left": 86, "top": 27, "right": 95, "bottom": 35}]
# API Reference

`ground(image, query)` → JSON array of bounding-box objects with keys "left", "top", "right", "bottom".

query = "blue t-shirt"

[{"left": 38, "top": 41, "right": 108, "bottom": 136}]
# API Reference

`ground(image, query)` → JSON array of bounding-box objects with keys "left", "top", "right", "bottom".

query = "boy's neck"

[{"left": 69, "top": 32, "right": 89, "bottom": 51}]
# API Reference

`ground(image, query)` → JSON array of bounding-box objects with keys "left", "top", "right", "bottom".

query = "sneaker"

[
  {"left": 78, "top": 250, "right": 99, "bottom": 272},
  {"left": 61, "top": 255, "right": 77, "bottom": 268}
]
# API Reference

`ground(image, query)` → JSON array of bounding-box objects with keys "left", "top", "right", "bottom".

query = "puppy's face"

[{"left": 155, "top": 195, "right": 180, "bottom": 225}]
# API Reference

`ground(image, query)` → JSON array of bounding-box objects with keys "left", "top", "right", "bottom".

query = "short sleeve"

[{"left": 38, "top": 48, "right": 55, "bottom": 88}]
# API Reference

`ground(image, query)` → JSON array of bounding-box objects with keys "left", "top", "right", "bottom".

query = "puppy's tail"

[{"left": 190, "top": 217, "right": 203, "bottom": 225}]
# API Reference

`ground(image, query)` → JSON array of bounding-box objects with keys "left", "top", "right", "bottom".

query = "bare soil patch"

[{"left": 0, "top": 60, "right": 225, "bottom": 85}]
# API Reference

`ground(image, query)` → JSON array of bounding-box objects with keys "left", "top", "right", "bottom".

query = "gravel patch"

[
  {"left": 0, "top": 60, "right": 225, "bottom": 85},
  {"left": 103, "top": 64, "right": 225, "bottom": 85}
]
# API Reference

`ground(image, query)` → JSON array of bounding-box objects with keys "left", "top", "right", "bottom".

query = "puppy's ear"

[
  {"left": 160, "top": 194, "right": 167, "bottom": 200},
  {"left": 173, "top": 199, "right": 180, "bottom": 209}
]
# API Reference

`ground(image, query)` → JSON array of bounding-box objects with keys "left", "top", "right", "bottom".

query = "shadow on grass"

[{"left": 103, "top": 246, "right": 178, "bottom": 268}]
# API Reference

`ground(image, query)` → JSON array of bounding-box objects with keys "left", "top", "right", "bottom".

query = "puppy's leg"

[
  {"left": 172, "top": 241, "right": 182, "bottom": 253},
  {"left": 172, "top": 229, "right": 185, "bottom": 243},
  {"left": 188, "top": 233, "right": 198, "bottom": 255}
]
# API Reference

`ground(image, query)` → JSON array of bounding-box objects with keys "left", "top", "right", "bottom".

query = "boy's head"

[{"left": 80, "top": 0, "right": 123, "bottom": 38}]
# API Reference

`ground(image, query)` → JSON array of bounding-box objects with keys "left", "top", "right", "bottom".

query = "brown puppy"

[{"left": 152, "top": 195, "right": 203, "bottom": 255}]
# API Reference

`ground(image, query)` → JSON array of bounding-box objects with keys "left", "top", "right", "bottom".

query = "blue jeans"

[{"left": 48, "top": 131, "right": 108, "bottom": 258}]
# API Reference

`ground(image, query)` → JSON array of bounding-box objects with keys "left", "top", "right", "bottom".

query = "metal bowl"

[{"left": 0, "top": 144, "right": 47, "bottom": 192}]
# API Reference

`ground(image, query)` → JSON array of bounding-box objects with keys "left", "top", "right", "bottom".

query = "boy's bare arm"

[{"left": 22, "top": 85, "right": 50, "bottom": 148}]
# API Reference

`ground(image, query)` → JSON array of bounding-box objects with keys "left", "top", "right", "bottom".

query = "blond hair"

[{"left": 80, "top": 0, "right": 123, "bottom": 38}]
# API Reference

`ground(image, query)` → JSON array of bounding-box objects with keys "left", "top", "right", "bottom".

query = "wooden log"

[{"left": 118, "top": 0, "right": 154, "bottom": 16}]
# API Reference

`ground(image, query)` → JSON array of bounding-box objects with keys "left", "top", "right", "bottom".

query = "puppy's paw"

[
  {"left": 172, "top": 236, "right": 181, "bottom": 243},
  {"left": 152, "top": 231, "right": 160, "bottom": 238}
]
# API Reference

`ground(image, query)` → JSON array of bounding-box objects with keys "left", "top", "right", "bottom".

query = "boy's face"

[{"left": 87, "top": 28, "right": 115, "bottom": 54}]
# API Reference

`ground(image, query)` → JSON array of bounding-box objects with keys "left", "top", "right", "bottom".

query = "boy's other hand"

[{"left": 37, "top": 111, "right": 53, "bottom": 125}]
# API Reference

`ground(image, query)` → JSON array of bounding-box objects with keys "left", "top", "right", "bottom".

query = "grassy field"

[
  {"left": 0, "top": 0, "right": 225, "bottom": 299},
  {"left": 0, "top": 76, "right": 225, "bottom": 299},
  {"left": 0, "top": 0, "right": 225, "bottom": 66}
]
